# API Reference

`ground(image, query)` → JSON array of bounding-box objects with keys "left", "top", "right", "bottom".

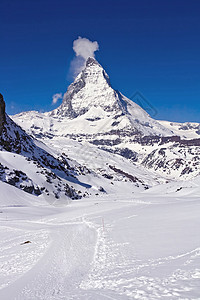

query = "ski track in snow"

[
  {"left": 0, "top": 220, "right": 96, "bottom": 300},
  {"left": 0, "top": 197, "right": 199, "bottom": 299}
]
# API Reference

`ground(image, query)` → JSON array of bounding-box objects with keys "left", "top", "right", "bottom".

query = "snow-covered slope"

[
  {"left": 158, "top": 120, "right": 200, "bottom": 139},
  {"left": 0, "top": 96, "right": 110, "bottom": 200},
  {"left": 0, "top": 178, "right": 200, "bottom": 299},
  {"left": 1, "top": 92, "right": 156, "bottom": 202}
]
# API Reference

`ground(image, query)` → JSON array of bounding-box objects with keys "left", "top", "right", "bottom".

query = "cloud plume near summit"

[
  {"left": 73, "top": 36, "right": 99, "bottom": 60},
  {"left": 70, "top": 37, "right": 99, "bottom": 77}
]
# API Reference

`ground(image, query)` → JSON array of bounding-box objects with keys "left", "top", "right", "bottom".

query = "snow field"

[{"left": 0, "top": 184, "right": 200, "bottom": 299}]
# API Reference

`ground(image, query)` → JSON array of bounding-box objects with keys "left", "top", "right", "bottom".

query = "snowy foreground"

[{"left": 0, "top": 181, "right": 200, "bottom": 300}]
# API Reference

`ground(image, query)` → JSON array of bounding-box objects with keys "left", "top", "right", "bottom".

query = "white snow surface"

[
  {"left": 0, "top": 177, "right": 200, "bottom": 299},
  {"left": 158, "top": 120, "right": 200, "bottom": 140}
]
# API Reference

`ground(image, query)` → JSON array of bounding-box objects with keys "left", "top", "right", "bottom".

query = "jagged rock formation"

[{"left": 51, "top": 57, "right": 127, "bottom": 118}]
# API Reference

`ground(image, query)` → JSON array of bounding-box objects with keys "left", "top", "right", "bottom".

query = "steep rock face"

[
  {"left": 0, "top": 94, "right": 6, "bottom": 134},
  {"left": 51, "top": 57, "right": 127, "bottom": 119}
]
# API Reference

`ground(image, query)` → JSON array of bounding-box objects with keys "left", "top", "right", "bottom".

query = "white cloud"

[
  {"left": 70, "top": 36, "right": 99, "bottom": 77},
  {"left": 52, "top": 93, "right": 62, "bottom": 105},
  {"left": 73, "top": 36, "right": 99, "bottom": 60}
]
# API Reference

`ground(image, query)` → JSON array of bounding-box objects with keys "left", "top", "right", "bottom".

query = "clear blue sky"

[{"left": 1, "top": 0, "right": 200, "bottom": 122}]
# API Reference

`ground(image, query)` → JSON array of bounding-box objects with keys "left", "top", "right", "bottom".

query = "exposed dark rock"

[
  {"left": 91, "top": 138, "right": 121, "bottom": 146},
  {"left": 86, "top": 57, "right": 100, "bottom": 67},
  {"left": 102, "top": 174, "right": 113, "bottom": 180},
  {"left": 109, "top": 165, "right": 144, "bottom": 185},
  {"left": 20, "top": 241, "right": 31, "bottom": 245}
]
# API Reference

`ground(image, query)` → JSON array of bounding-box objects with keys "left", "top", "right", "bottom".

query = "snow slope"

[
  {"left": 158, "top": 120, "right": 200, "bottom": 140},
  {"left": 0, "top": 179, "right": 200, "bottom": 299}
]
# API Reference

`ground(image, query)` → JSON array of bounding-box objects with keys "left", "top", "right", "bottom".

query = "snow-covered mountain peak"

[
  {"left": 47, "top": 57, "right": 173, "bottom": 137},
  {"left": 50, "top": 57, "right": 127, "bottom": 119},
  {"left": 85, "top": 56, "right": 101, "bottom": 67},
  {"left": 76, "top": 56, "right": 111, "bottom": 88},
  {"left": 13, "top": 56, "right": 175, "bottom": 139}
]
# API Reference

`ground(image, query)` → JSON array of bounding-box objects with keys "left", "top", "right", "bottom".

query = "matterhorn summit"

[
  {"left": 50, "top": 57, "right": 126, "bottom": 118},
  {"left": 13, "top": 56, "right": 173, "bottom": 139},
  {"left": 13, "top": 57, "right": 173, "bottom": 137},
  {"left": 47, "top": 57, "right": 172, "bottom": 138}
]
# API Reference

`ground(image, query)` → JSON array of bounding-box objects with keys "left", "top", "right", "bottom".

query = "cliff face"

[{"left": 0, "top": 94, "right": 6, "bottom": 134}]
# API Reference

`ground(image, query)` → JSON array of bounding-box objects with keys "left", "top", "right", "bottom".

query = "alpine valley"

[{"left": 0, "top": 57, "right": 200, "bottom": 300}]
